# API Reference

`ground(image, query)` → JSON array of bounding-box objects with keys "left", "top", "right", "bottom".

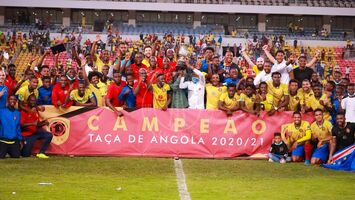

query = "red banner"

[{"left": 43, "top": 107, "right": 314, "bottom": 158}]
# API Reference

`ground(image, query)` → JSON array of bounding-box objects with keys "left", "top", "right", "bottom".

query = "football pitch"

[{"left": 0, "top": 157, "right": 354, "bottom": 200}]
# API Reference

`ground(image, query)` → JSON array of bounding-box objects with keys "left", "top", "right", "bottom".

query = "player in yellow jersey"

[
  {"left": 240, "top": 84, "right": 257, "bottom": 115},
  {"left": 151, "top": 74, "right": 171, "bottom": 110},
  {"left": 310, "top": 109, "right": 333, "bottom": 164},
  {"left": 257, "top": 82, "right": 275, "bottom": 115},
  {"left": 288, "top": 79, "right": 300, "bottom": 111},
  {"left": 310, "top": 84, "right": 332, "bottom": 121},
  {"left": 282, "top": 111, "right": 312, "bottom": 164},
  {"left": 267, "top": 72, "right": 289, "bottom": 112},
  {"left": 206, "top": 74, "right": 227, "bottom": 109},
  {"left": 218, "top": 84, "right": 240, "bottom": 116},
  {"left": 298, "top": 79, "right": 314, "bottom": 113}
]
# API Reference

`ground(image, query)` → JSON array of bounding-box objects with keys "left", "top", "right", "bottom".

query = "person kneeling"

[{"left": 20, "top": 95, "right": 53, "bottom": 158}]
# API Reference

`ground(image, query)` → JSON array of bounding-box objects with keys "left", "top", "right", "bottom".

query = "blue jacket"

[
  {"left": 119, "top": 85, "right": 136, "bottom": 108},
  {"left": 0, "top": 108, "right": 22, "bottom": 141}
]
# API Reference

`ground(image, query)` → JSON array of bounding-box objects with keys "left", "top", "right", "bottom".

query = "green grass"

[
  {"left": 1, "top": 157, "right": 354, "bottom": 200},
  {"left": 0, "top": 157, "right": 179, "bottom": 200},
  {"left": 183, "top": 159, "right": 355, "bottom": 200}
]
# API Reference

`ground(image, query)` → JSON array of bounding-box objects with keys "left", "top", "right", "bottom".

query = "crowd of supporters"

[{"left": 0, "top": 30, "right": 353, "bottom": 162}]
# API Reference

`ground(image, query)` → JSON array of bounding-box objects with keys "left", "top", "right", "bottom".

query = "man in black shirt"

[
  {"left": 328, "top": 112, "right": 355, "bottom": 163},
  {"left": 293, "top": 54, "right": 319, "bottom": 86}
]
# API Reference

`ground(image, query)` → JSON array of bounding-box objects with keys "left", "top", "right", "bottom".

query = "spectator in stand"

[
  {"left": 266, "top": 72, "right": 289, "bottom": 112},
  {"left": 20, "top": 94, "right": 53, "bottom": 158},
  {"left": 0, "top": 95, "right": 22, "bottom": 159},
  {"left": 340, "top": 83, "right": 355, "bottom": 124},
  {"left": 328, "top": 112, "right": 355, "bottom": 164},
  {"left": 67, "top": 81, "right": 96, "bottom": 107},
  {"left": 179, "top": 64, "right": 205, "bottom": 109},
  {"left": 218, "top": 84, "right": 240, "bottom": 116},
  {"left": 0, "top": 70, "right": 8, "bottom": 109},
  {"left": 345, "top": 65, "right": 350, "bottom": 79},
  {"left": 288, "top": 79, "right": 300, "bottom": 112},
  {"left": 119, "top": 74, "right": 135, "bottom": 109},
  {"left": 282, "top": 111, "right": 312, "bottom": 164},
  {"left": 37, "top": 76, "right": 53, "bottom": 105},
  {"left": 293, "top": 53, "right": 319, "bottom": 86},
  {"left": 105, "top": 71, "right": 125, "bottom": 116},
  {"left": 206, "top": 74, "right": 227, "bottom": 110},
  {"left": 51, "top": 75, "right": 72, "bottom": 108},
  {"left": 315, "top": 61, "right": 324, "bottom": 79},
  {"left": 310, "top": 109, "right": 333, "bottom": 164}
]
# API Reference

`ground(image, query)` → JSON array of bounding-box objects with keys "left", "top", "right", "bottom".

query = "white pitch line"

[{"left": 174, "top": 159, "right": 191, "bottom": 200}]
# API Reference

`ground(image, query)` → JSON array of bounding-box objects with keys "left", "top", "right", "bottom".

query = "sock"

[{"left": 304, "top": 143, "right": 313, "bottom": 161}]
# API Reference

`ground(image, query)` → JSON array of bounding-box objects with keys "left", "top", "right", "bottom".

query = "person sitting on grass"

[
  {"left": 282, "top": 111, "right": 312, "bottom": 165},
  {"left": 0, "top": 95, "right": 22, "bottom": 159},
  {"left": 218, "top": 84, "right": 240, "bottom": 116},
  {"left": 268, "top": 132, "right": 290, "bottom": 164},
  {"left": 310, "top": 109, "right": 333, "bottom": 164},
  {"left": 20, "top": 94, "right": 53, "bottom": 159}
]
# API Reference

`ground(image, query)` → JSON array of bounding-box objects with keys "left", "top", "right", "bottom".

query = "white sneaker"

[
  {"left": 268, "top": 158, "right": 274, "bottom": 162},
  {"left": 280, "top": 158, "right": 286, "bottom": 164}
]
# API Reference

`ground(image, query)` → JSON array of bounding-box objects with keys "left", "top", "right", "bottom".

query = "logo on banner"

[{"left": 46, "top": 117, "right": 70, "bottom": 145}]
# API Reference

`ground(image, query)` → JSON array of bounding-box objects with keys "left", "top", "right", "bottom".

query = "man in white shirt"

[
  {"left": 341, "top": 83, "right": 355, "bottom": 124},
  {"left": 254, "top": 61, "right": 272, "bottom": 87},
  {"left": 179, "top": 66, "right": 205, "bottom": 109},
  {"left": 263, "top": 45, "right": 293, "bottom": 85}
]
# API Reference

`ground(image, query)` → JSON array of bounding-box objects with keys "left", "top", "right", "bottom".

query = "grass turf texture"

[
  {"left": 0, "top": 157, "right": 178, "bottom": 200},
  {"left": 183, "top": 159, "right": 355, "bottom": 200},
  {"left": 0, "top": 157, "right": 354, "bottom": 200}
]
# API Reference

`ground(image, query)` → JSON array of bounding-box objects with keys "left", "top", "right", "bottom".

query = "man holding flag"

[{"left": 323, "top": 112, "right": 355, "bottom": 171}]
